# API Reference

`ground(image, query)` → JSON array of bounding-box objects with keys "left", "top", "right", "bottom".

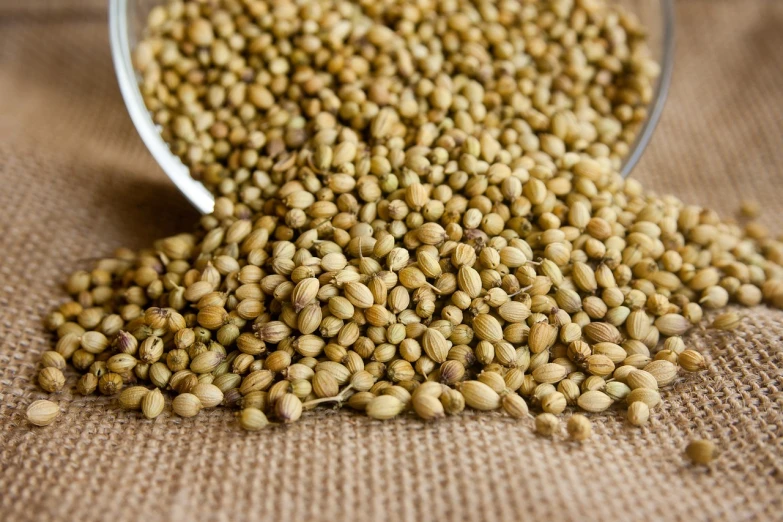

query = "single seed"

[
  {"left": 577, "top": 390, "right": 613, "bottom": 413},
  {"left": 366, "top": 395, "right": 406, "bottom": 420},
  {"left": 679, "top": 350, "right": 707, "bottom": 372},
  {"left": 685, "top": 439, "right": 717, "bottom": 465},
  {"left": 413, "top": 394, "right": 445, "bottom": 420},
  {"left": 627, "top": 401, "right": 650, "bottom": 426},
  {"left": 239, "top": 408, "right": 269, "bottom": 431},
  {"left": 501, "top": 394, "right": 529, "bottom": 419},
  {"left": 38, "top": 367, "right": 65, "bottom": 393},
  {"left": 535, "top": 413, "right": 560, "bottom": 436},
  {"left": 118, "top": 386, "right": 149, "bottom": 410},
  {"left": 460, "top": 381, "right": 501, "bottom": 411},
  {"left": 141, "top": 388, "right": 165, "bottom": 419},
  {"left": 26, "top": 400, "right": 60, "bottom": 426},
  {"left": 567, "top": 414, "right": 592, "bottom": 441},
  {"left": 172, "top": 393, "right": 202, "bottom": 418}
]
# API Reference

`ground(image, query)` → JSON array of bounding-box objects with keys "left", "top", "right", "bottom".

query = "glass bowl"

[{"left": 109, "top": 0, "right": 675, "bottom": 215}]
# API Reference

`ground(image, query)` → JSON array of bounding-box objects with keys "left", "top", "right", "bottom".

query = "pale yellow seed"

[
  {"left": 502, "top": 394, "right": 529, "bottom": 419},
  {"left": 460, "top": 381, "right": 501, "bottom": 411},
  {"left": 412, "top": 394, "right": 445, "bottom": 420},
  {"left": 239, "top": 407, "right": 269, "bottom": 431},
  {"left": 141, "top": 388, "right": 165, "bottom": 419},
  {"left": 172, "top": 393, "right": 202, "bottom": 418},
  {"left": 577, "top": 390, "right": 613, "bottom": 413},
  {"left": 118, "top": 386, "right": 150, "bottom": 410},
  {"left": 26, "top": 400, "right": 60, "bottom": 427},
  {"left": 567, "top": 414, "right": 592, "bottom": 441},
  {"left": 627, "top": 401, "right": 650, "bottom": 426},
  {"left": 366, "top": 395, "right": 406, "bottom": 420},
  {"left": 535, "top": 413, "right": 560, "bottom": 436}
]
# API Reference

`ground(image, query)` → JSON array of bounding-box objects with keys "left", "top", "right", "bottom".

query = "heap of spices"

[{"left": 29, "top": 0, "right": 783, "bottom": 451}]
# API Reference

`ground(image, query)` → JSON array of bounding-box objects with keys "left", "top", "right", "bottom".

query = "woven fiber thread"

[{"left": 1, "top": 2, "right": 782, "bottom": 521}]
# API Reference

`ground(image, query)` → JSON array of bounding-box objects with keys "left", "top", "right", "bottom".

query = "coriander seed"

[{"left": 26, "top": 400, "right": 60, "bottom": 427}]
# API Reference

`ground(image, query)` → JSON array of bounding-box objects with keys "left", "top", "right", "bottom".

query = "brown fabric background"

[{"left": 1, "top": 2, "right": 782, "bottom": 521}]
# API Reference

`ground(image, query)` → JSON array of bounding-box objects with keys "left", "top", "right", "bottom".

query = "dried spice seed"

[
  {"left": 535, "top": 413, "right": 560, "bottom": 437},
  {"left": 567, "top": 415, "right": 592, "bottom": 441},
  {"left": 501, "top": 394, "right": 529, "bottom": 419},
  {"left": 577, "top": 391, "right": 613, "bottom": 413},
  {"left": 26, "top": 400, "right": 60, "bottom": 427},
  {"left": 38, "top": 367, "right": 65, "bottom": 393},
  {"left": 460, "top": 381, "right": 501, "bottom": 411},
  {"left": 679, "top": 350, "right": 707, "bottom": 372},
  {"left": 118, "top": 386, "right": 150, "bottom": 410},
  {"left": 627, "top": 402, "right": 650, "bottom": 427},
  {"left": 172, "top": 393, "right": 202, "bottom": 418},
  {"left": 413, "top": 394, "right": 445, "bottom": 420},
  {"left": 239, "top": 408, "right": 270, "bottom": 431},
  {"left": 141, "top": 388, "right": 165, "bottom": 419},
  {"left": 366, "top": 395, "right": 405, "bottom": 420},
  {"left": 686, "top": 440, "right": 717, "bottom": 465}
]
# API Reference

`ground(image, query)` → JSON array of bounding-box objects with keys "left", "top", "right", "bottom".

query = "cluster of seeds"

[
  {"left": 29, "top": 0, "right": 783, "bottom": 445},
  {"left": 133, "top": 0, "right": 659, "bottom": 197}
]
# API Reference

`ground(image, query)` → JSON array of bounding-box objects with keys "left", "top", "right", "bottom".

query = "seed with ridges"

[
  {"left": 118, "top": 386, "right": 149, "bottom": 410},
  {"left": 141, "top": 388, "right": 165, "bottom": 419},
  {"left": 643, "top": 360, "right": 679, "bottom": 387},
  {"left": 567, "top": 414, "right": 592, "bottom": 441},
  {"left": 26, "top": 400, "right": 60, "bottom": 427},
  {"left": 413, "top": 394, "right": 445, "bottom": 420},
  {"left": 577, "top": 390, "right": 613, "bottom": 412},
  {"left": 472, "top": 314, "right": 503, "bottom": 342},
  {"left": 502, "top": 393, "right": 529, "bottom": 418},
  {"left": 172, "top": 393, "right": 202, "bottom": 417},
  {"left": 366, "top": 395, "right": 406, "bottom": 420},
  {"left": 532, "top": 363, "right": 567, "bottom": 384},
  {"left": 460, "top": 381, "right": 501, "bottom": 411},
  {"left": 627, "top": 388, "right": 661, "bottom": 409},
  {"left": 535, "top": 413, "right": 560, "bottom": 436},
  {"left": 239, "top": 407, "right": 269, "bottom": 431},
  {"left": 627, "top": 401, "right": 650, "bottom": 426}
]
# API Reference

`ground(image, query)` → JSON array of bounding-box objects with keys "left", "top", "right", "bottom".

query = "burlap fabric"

[{"left": 1, "top": 2, "right": 781, "bottom": 521}]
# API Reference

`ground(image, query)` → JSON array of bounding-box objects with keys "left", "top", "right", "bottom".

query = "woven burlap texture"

[{"left": 1, "top": 1, "right": 782, "bottom": 521}]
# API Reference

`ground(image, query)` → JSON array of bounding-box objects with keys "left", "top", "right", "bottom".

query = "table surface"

[{"left": 1, "top": 2, "right": 781, "bottom": 521}]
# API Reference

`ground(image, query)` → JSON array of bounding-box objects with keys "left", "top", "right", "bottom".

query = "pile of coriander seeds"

[{"left": 31, "top": 0, "right": 783, "bottom": 439}]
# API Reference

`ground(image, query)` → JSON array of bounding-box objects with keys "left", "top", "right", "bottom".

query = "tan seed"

[
  {"left": 535, "top": 413, "right": 560, "bottom": 436},
  {"left": 627, "top": 401, "right": 650, "bottom": 426},
  {"left": 577, "top": 390, "right": 613, "bottom": 413},
  {"left": 26, "top": 400, "right": 60, "bottom": 427},
  {"left": 460, "top": 381, "right": 501, "bottom": 411},
  {"left": 172, "top": 393, "right": 202, "bottom": 418},
  {"left": 366, "top": 395, "right": 406, "bottom": 420},
  {"left": 412, "top": 394, "right": 445, "bottom": 420},
  {"left": 239, "top": 408, "right": 269, "bottom": 431},
  {"left": 686, "top": 439, "right": 717, "bottom": 465},
  {"left": 118, "top": 386, "right": 149, "bottom": 410},
  {"left": 141, "top": 388, "right": 165, "bottom": 419},
  {"left": 567, "top": 414, "right": 592, "bottom": 441}
]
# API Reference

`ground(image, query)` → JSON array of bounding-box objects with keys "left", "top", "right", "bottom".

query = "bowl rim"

[
  {"left": 109, "top": 0, "right": 675, "bottom": 213},
  {"left": 109, "top": 0, "right": 215, "bottom": 214},
  {"left": 620, "top": 0, "right": 675, "bottom": 178}
]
